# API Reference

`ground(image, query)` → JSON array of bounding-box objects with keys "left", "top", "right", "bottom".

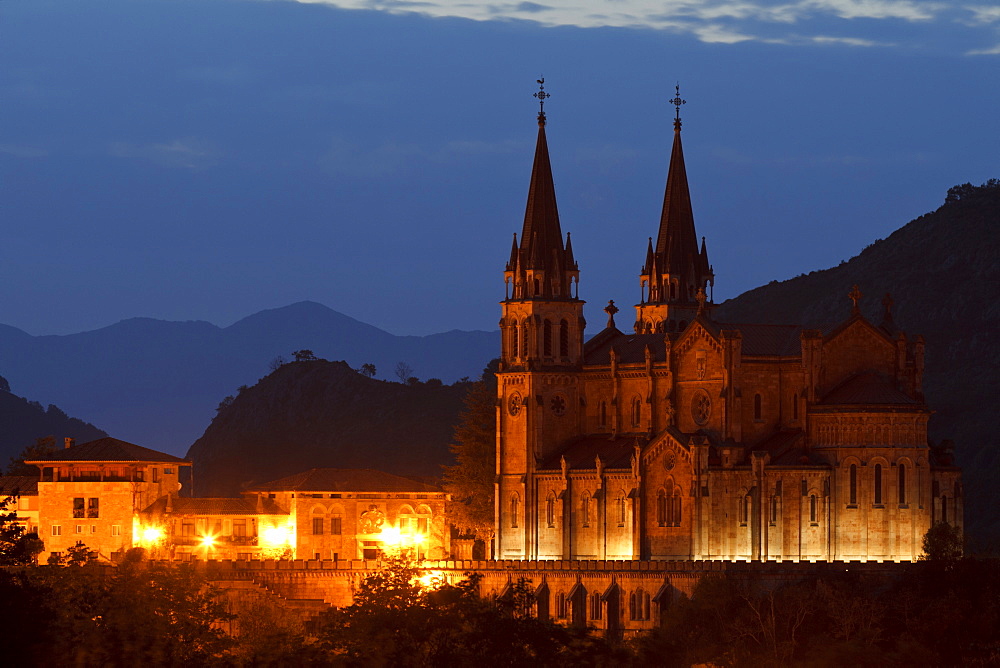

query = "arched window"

[
  {"left": 670, "top": 283, "right": 676, "bottom": 300},
  {"left": 590, "top": 592, "right": 602, "bottom": 620},
  {"left": 533, "top": 278, "right": 540, "bottom": 295},
  {"left": 559, "top": 319, "right": 569, "bottom": 358},
  {"left": 849, "top": 464, "right": 858, "bottom": 505},
  {"left": 509, "top": 494, "right": 520, "bottom": 528},
  {"left": 629, "top": 592, "right": 637, "bottom": 620},
  {"left": 543, "top": 320, "right": 552, "bottom": 357},
  {"left": 644, "top": 590, "right": 651, "bottom": 621},
  {"left": 898, "top": 464, "right": 907, "bottom": 504},
  {"left": 740, "top": 495, "right": 750, "bottom": 525},
  {"left": 941, "top": 496, "right": 949, "bottom": 525},
  {"left": 656, "top": 489, "right": 667, "bottom": 527},
  {"left": 874, "top": 464, "right": 883, "bottom": 505},
  {"left": 770, "top": 495, "right": 779, "bottom": 523},
  {"left": 669, "top": 320, "right": 677, "bottom": 332},
  {"left": 580, "top": 493, "right": 591, "bottom": 527},
  {"left": 546, "top": 492, "right": 556, "bottom": 528},
  {"left": 511, "top": 324, "right": 518, "bottom": 359},
  {"left": 792, "top": 394, "right": 799, "bottom": 420},
  {"left": 521, "top": 323, "right": 529, "bottom": 358},
  {"left": 672, "top": 491, "right": 682, "bottom": 527},
  {"left": 556, "top": 592, "right": 567, "bottom": 618},
  {"left": 874, "top": 464, "right": 882, "bottom": 505},
  {"left": 616, "top": 491, "right": 627, "bottom": 526},
  {"left": 754, "top": 394, "right": 762, "bottom": 420},
  {"left": 598, "top": 401, "right": 607, "bottom": 428},
  {"left": 631, "top": 396, "right": 641, "bottom": 427},
  {"left": 810, "top": 494, "right": 817, "bottom": 523}
]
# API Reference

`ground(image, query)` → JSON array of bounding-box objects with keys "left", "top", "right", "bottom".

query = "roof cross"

[
  {"left": 849, "top": 284, "right": 863, "bottom": 315},
  {"left": 533, "top": 77, "right": 550, "bottom": 124},
  {"left": 604, "top": 299, "right": 619, "bottom": 329},
  {"left": 669, "top": 83, "right": 686, "bottom": 127}
]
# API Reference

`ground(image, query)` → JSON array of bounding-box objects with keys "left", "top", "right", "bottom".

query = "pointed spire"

[
  {"left": 564, "top": 232, "right": 576, "bottom": 267},
  {"left": 506, "top": 233, "right": 519, "bottom": 271}
]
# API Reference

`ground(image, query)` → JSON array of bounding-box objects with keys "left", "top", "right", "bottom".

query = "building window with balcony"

[
  {"left": 87, "top": 498, "right": 99, "bottom": 518},
  {"left": 73, "top": 498, "right": 85, "bottom": 519},
  {"left": 233, "top": 520, "right": 247, "bottom": 538}
]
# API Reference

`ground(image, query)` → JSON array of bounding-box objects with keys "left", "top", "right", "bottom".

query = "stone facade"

[{"left": 496, "top": 102, "right": 961, "bottom": 563}]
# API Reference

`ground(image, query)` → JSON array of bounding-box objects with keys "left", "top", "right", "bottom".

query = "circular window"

[
  {"left": 508, "top": 392, "right": 523, "bottom": 417},
  {"left": 691, "top": 389, "right": 711, "bottom": 425},
  {"left": 550, "top": 394, "right": 567, "bottom": 416}
]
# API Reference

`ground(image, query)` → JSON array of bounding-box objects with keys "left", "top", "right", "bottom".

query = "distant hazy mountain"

[
  {"left": 715, "top": 181, "right": 1000, "bottom": 546},
  {"left": 0, "top": 302, "right": 496, "bottom": 456},
  {"left": 186, "top": 359, "right": 469, "bottom": 497}
]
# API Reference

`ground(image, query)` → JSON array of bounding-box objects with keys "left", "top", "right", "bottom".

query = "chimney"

[{"left": 64, "top": 437, "right": 75, "bottom": 450}]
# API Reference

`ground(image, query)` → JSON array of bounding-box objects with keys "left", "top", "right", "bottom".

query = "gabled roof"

[
  {"left": 584, "top": 332, "right": 666, "bottom": 366},
  {"left": 143, "top": 496, "right": 287, "bottom": 516},
  {"left": 751, "top": 430, "right": 821, "bottom": 466},
  {"left": 818, "top": 372, "right": 920, "bottom": 406},
  {"left": 247, "top": 468, "right": 442, "bottom": 494},
  {"left": 25, "top": 437, "right": 189, "bottom": 464},
  {"left": 538, "top": 434, "right": 639, "bottom": 472},
  {"left": 0, "top": 475, "right": 38, "bottom": 496}
]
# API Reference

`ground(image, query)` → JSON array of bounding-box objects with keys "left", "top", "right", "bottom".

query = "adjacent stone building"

[{"left": 496, "top": 91, "right": 962, "bottom": 563}]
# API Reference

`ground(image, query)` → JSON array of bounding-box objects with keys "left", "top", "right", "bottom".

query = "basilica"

[{"left": 495, "top": 89, "right": 962, "bottom": 562}]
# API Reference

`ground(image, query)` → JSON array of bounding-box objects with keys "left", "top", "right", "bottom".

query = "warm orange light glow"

[
  {"left": 260, "top": 521, "right": 295, "bottom": 558},
  {"left": 413, "top": 570, "right": 445, "bottom": 591},
  {"left": 141, "top": 526, "right": 164, "bottom": 544},
  {"left": 199, "top": 535, "right": 216, "bottom": 548}
]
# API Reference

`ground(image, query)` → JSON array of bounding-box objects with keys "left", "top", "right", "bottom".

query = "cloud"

[
  {"left": 282, "top": 0, "right": 989, "bottom": 50},
  {"left": 966, "top": 43, "right": 1000, "bottom": 55},
  {"left": 319, "top": 137, "right": 423, "bottom": 176},
  {"left": 0, "top": 144, "right": 49, "bottom": 158},
  {"left": 110, "top": 138, "right": 220, "bottom": 170}
]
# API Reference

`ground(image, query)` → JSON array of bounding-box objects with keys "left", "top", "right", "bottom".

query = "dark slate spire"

[
  {"left": 643, "top": 85, "right": 713, "bottom": 305},
  {"left": 519, "top": 110, "right": 565, "bottom": 274},
  {"left": 506, "top": 79, "right": 577, "bottom": 301}
]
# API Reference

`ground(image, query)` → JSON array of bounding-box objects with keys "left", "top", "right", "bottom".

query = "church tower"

[
  {"left": 634, "top": 86, "right": 714, "bottom": 334},
  {"left": 496, "top": 81, "right": 585, "bottom": 558}
]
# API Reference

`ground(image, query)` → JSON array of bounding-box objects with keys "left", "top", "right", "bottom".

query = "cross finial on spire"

[
  {"left": 849, "top": 284, "right": 863, "bottom": 315},
  {"left": 604, "top": 299, "right": 619, "bottom": 329},
  {"left": 670, "top": 83, "right": 686, "bottom": 130},
  {"left": 533, "top": 77, "right": 550, "bottom": 126}
]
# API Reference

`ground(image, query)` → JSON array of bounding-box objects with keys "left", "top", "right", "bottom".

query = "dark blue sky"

[{"left": 1, "top": 0, "right": 997, "bottom": 337}]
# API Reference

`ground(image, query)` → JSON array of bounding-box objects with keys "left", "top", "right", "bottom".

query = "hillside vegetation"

[
  {"left": 715, "top": 180, "right": 1000, "bottom": 545},
  {"left": 186, "top": 360, "right": 469, "bottom": 497}
]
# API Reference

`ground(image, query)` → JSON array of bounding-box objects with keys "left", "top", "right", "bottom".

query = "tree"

[
  {"left": 7, "top": 436, "right": 58, "bottom": 476},
  {"left": 359, "top": 362, "right": 377, "bottom": 378},
  {"left": 922, "top": 522, "right": 964, "bottom": 563},
  {"left": 292, "top": 349, "right": 317, "bottom": 362},
  {"left": 0, "top": 495, "right": 43, "bottom": 566},
  {"left": 267, "top": 355, "right": 287, "bottom": 373},
  {"left": 442, "top": 360, "right": 499, "bottom": 543},
  {"left": 395, "top": 361, "right": 414, "bottom": 383}
]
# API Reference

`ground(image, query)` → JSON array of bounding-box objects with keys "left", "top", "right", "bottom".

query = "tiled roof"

[
  {"left": 538, "top": 434, "right": 641, "bottom": 472},
  {"left": 247, "top": 468, "right": 442, "bottom": 494},
  {"left": 24, "top": 437, "right": 189, "bottom": 464},
  {"left": 715, "top": 322, "right": 805, "bottom": 357},
  {"left": 143, "top": 496, "right": 287, "bottom": 516},
  {"left": 819, "top": 372, "right": 920, "bottom": 406},
  {"left": 0, "top": 475, "right": 38, "bottom": 496},
  {"left": 751, "top": 430, "right": 820, "bottom": 466},
  {"left": 584, "top": 333, "right": 668, "bottom": 365}
]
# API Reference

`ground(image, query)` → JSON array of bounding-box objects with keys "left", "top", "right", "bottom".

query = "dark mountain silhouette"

[
  {"left": 186, "top": 360, "right": 469, "bottom": 497},
  {"left": 0, "top": 378, "right": 107, "bottom": 470},
  {"left": 714, "top": 180, "right": 1000, "bottom": 546},
  {"left": 0, "top": 301, "right": 496, "bottom": 456}
]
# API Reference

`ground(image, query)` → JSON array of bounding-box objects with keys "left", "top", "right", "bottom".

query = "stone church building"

[{"left": 495, "top": 92, "right": 962, "bottom": 563}]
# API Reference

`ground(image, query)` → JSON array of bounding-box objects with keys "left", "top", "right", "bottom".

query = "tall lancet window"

[
  {"left": 543, "top": 320, "right": 552, "bottom": 356},
  {"left": 898, "top": 464, "right": 907, "bottom": 505},
  {"left": 874, "top": 464, "right": 883, "bottom": 505},
  {"left": 511, "top": 323, "right": 519, "bottom": 359},
  {"left": 559, "top": 319, "right": 569, "bottom": 358}
]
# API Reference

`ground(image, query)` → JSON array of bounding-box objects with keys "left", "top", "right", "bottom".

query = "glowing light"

[
  {"left": 260, "top": 521, "right": 295, "bottom": 558},
  {"left": 142, "top": 526, "right": 164, "bottom": 544},
  {"left": 413, "top": 570, "right": 445, "bottom": 591},
  {"left": 199, "top": 535, "right": 216, "bottom": 548}
]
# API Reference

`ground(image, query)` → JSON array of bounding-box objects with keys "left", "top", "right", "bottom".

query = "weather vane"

[
  {"left": 670, "top": 83, "right": 686, "bottom": 126},
  {"left": 534, "top": 77, "right": 550, "bottom": 122}
]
